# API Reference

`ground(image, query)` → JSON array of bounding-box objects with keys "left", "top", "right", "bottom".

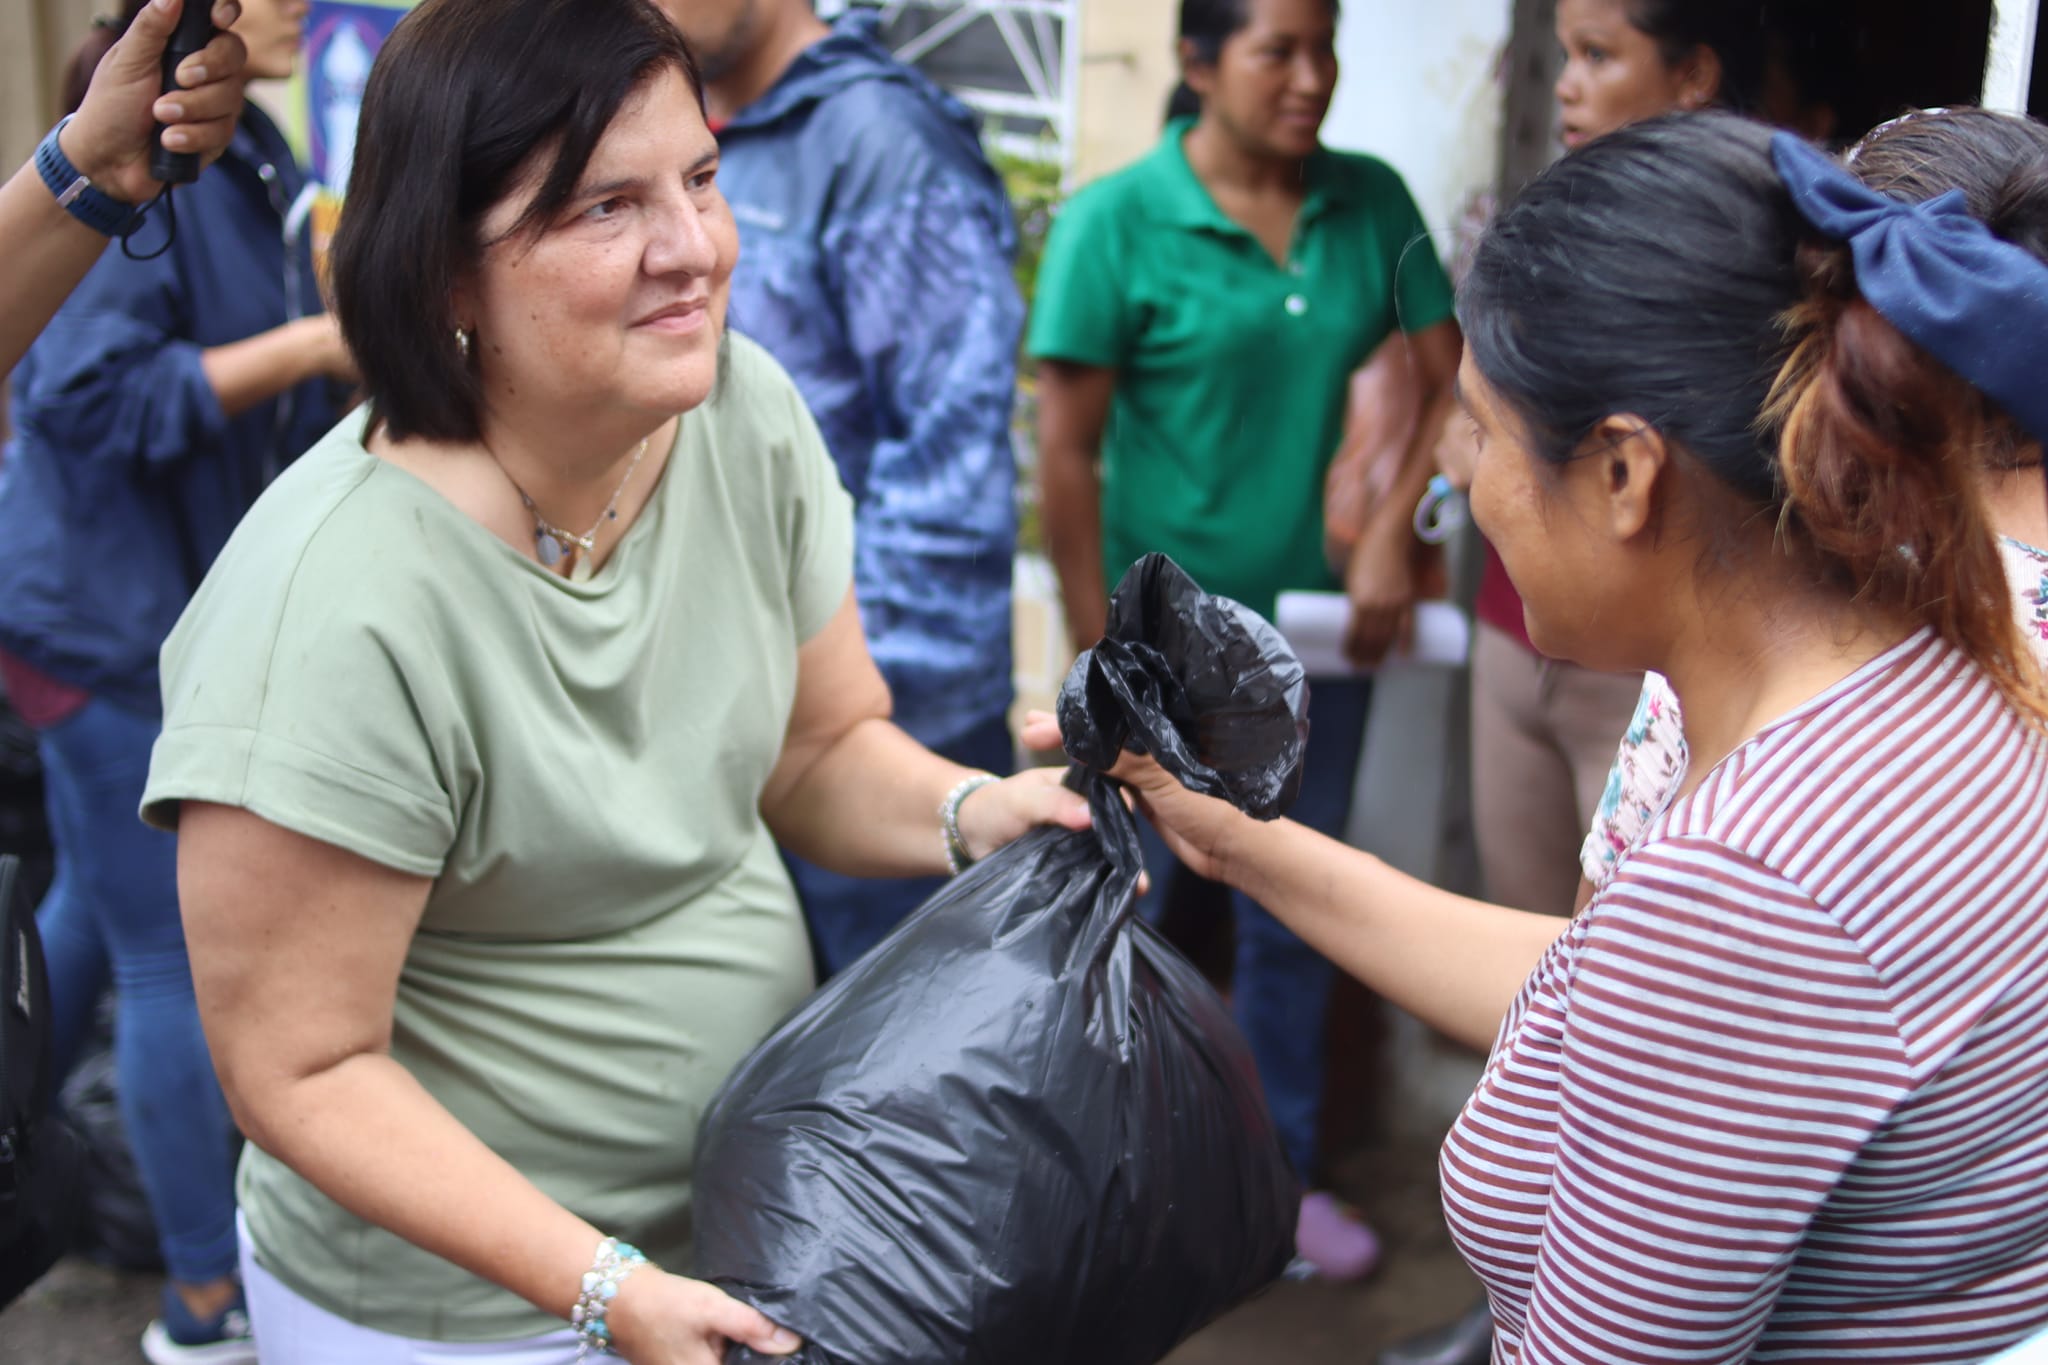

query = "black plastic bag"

[
  {"left": 59, "top": 996, "right": 164, "bottom": 1271},
  {"left": 1, "top": 854, "right": 84, "bottom": 1310},
  {"left": 694, "top": 554, "right": 1308, "bottom": 1365}
]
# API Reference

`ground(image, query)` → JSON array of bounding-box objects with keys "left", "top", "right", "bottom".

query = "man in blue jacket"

[
  {"left": 0, "top": 56, "right": 350, "bottom": 1358},
  {"left": 664, "top": 0, "right": 1024, "bottom": 974}
]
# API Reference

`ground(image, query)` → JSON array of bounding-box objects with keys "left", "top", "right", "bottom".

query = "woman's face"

[
  {"left": 1552, "top": 0, "right": 1714, "bottom": 150},
  {"left": 1460, "top": 352, "right": 1616, "bottom": 664},
  {"left": 463, "top": 68, "right": 737, "bottom": 430},
  {"left": 1189, "top": 0, "right": 1338, "bottom": 162},
  {"left": 231, "top": 0, "right": 309, "bottom": 83}
]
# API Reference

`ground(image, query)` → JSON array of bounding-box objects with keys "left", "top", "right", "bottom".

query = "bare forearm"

[
  {"left": 0, "top": 161, "right": 112, "bottom": 376},
  {"left": 201, "top": 317, "right": 333, "bottom": 417},
  {"left": 766, "top": 718, "right": 971, "bottom": 877},
  {"left": 1356, "top": 386, "right": 1454, "bottom": 555},
  {"left": 238, "top": 1054, "right": 598, "bottom": 1321},
  {"left": 1040, "top": 442, "right": 1108, "bottom": 651},
  {"left": 1220, "top": 816, "right": 1563, "bottom": 1051}
]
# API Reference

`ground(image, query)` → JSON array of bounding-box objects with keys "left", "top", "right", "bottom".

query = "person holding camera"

[{"left": 0, "top": 0, "right": 350, "bottom": 1357}]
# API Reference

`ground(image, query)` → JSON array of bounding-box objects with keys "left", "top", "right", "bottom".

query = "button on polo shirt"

[{"left": 1029, "top": 119, "right": 1455, "bottom": 620}]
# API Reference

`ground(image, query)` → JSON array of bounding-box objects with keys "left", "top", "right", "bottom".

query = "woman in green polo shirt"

[{"left": 1029, "top": 0, "right": 1460, "bottom": 1281}]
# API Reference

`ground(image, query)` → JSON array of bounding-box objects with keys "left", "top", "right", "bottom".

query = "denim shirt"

[
  {"left": 718, "top": 13, "right": 1021, "bottom": 748},
  {"left": 0, "top": 106, "right": 341, "bottom": 715}
]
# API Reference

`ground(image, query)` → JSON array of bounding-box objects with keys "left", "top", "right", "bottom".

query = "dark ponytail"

[
  {"left": 1769, "top": 108, "right": 2048, "bottom": 720},
  {"left": 1766, "top": 258, "right": 2039, "bottom": 719},
  {"left": 1462, "top": 111, "right": 2048, "bottom": 722}
]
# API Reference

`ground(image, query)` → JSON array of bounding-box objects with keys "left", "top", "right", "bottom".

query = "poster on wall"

[
  {"left": 291, "top": 0, "right": 414, "bottom": 266},
  {"left": 306, "top": 1, "right": 409, "bottom": 192}
]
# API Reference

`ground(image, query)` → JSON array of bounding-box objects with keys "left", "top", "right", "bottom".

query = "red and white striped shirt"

[{"left": 1444, "top": 631, "right": 2048, "bottom": 1363}]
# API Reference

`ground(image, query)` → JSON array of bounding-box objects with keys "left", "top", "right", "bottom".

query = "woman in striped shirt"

[
  {"left": 1581, "top": 107, "right": 2048, "bottom": 902},
  {"left": 1034, "top": 111, "right": 2048, "bottom": 1361}
]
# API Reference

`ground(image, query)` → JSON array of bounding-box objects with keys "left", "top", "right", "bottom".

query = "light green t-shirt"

[
  {"left": 142, "top": 334, "right": 853, "bottom": 1341},
  {"left": 1027, "top": 120, "right": 1457, "bottom": 621}
]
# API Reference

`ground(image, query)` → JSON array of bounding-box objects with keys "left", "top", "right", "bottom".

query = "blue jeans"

[
  {"left": 1136, "top": 678, "right": 1372, "bottom": 1182},
  {"left": 788, "top": 712, "right": 1017, "bottom": 977},
  {"left": 35, "top": 697, "right": 240, "bottom": 1284}
]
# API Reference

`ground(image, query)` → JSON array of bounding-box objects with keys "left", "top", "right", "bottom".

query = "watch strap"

[{"left": 35, "top": 117, "right": 142, "bottom": 238}]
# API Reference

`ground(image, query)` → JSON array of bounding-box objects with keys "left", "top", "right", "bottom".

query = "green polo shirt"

[{"left": 1028, "top": 121, "right": 1455, "bottom": 620}]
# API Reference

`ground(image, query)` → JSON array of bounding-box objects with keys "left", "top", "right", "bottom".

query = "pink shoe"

[{"left": 1295, "top": 1190, "right": 1382, "bottom": 1281}]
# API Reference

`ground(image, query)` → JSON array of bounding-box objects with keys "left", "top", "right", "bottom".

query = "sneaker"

[
  {"left": 1295, "top": 1189, "right": 1382, "bottom": 1282},
  {"left": 140, "top": 1283, "right": 259, "bottom": 1365}
]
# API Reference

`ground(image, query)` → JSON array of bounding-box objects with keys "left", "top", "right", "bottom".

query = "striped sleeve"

[{"left": 1520, "top": 838, "right": 1914, "bottom": 1364}]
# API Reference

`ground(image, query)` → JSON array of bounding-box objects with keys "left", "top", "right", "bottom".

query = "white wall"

[
  {"left": 1320, "top": 0, "right": 1514, "bottom": 240},
  {"left": 1984, "top": 0, "right": 2042, "bottom": 111}
]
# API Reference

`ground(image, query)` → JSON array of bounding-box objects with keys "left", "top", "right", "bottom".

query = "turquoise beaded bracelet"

[{"left": 571, "top": 1236, "right": 647, "bottom": 1361}]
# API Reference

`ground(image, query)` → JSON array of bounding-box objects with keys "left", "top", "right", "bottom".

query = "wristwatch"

[{"left": 35, "top": 116, "right": 142, "bottom": 237}]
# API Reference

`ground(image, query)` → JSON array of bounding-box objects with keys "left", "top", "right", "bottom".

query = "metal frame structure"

[{"left": 823, "top": 0, "right": 1081, "bottom": 166}]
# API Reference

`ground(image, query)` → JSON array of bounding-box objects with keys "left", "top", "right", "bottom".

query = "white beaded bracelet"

[
  {"left": 572, "top": 1236, "right": 648, "bottom": 1361},
  {"left": 941, "top": 772, "right": 1001, "bottom": 875}
]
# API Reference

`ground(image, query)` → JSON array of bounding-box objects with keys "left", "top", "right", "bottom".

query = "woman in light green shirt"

[{"left": 140, "top": 3, "right": 1086, "bottom": 1361}]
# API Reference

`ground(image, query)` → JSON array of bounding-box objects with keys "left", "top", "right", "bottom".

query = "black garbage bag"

[
  {"left": 0, "top": 690, "right": 53, "bottom": 902},
  {"left": 694, "top": 554, "right": 1308, "bottom": 1365},
  {"left": 59, "top": 996, "right": 163, "bottom": 1271}
]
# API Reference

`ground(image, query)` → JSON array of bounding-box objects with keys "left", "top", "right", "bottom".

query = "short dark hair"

[
  {"left": 1461, "top": 110, "right": 2046, "bottom": 720},
  {"left": 1623, "top": 0, "right": 1771, "bottom": 115},
  {"left": 330, "top": 0, "right": 704, "bottom": 443},
  {"left": 1178, "top": 0, "right": 1341, "bottom": 62}
]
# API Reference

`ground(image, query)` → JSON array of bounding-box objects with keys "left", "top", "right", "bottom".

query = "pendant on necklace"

[{"left": 536, "top": 531, "right": 566, "bottom": 567}]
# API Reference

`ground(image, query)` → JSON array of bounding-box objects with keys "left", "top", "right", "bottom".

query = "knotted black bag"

[{"left": 695, "top": 555, "right": 1308, "bottom": 1365}]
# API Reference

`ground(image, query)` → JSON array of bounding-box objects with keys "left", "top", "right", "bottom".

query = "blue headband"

[{"left": 1771, "top": 131, "right": 2048, "bottom": 450}]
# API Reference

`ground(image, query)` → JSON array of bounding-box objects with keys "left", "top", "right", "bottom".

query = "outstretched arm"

[
  {"left": 760, "top": 590, "right": 1090, "bottom": 877},
  {"left": 0, "top": 0, "right": 248, "bottom": 375},
  {"left": 1023, "top": 710, "right": 1561, "bottom": 1051}
]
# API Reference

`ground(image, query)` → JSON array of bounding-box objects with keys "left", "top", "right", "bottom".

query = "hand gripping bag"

[{"left": 693, "top": 555, "right": 1308, "bottom": 1365}]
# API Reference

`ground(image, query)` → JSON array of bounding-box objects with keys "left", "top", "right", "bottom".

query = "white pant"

[{"left": 239, "top": 1214, "right": 579, "bottom": 1365}]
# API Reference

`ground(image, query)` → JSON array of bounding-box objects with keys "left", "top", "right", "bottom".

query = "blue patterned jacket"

[{"left": 718, "top": 13, "right": 1021, "bottom": 749}]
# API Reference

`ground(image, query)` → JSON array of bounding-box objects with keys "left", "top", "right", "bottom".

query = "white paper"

[{"left": 1275, "top": 592, "right": 1472, "bottom": 679}]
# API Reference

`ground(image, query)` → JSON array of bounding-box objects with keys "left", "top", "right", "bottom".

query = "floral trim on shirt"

[
  {"left": 1580, "top": 537, "right": 2048, "bottom": 888},
  {"left": 2001, "top": 536, "right": 2048, "bottom": 650},
  {"left": 1581, "top": 673, "right": 1687, "bottom": 888}
]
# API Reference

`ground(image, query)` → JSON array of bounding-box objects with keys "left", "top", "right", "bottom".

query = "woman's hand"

[
  {"left": 1342, "top": 523, "right": 1419, "bottom": 669},
  {"left": 607, "top": 1268, "right": 802, "bottom": 1365},
  {"left": 62, "top": 0, "right": 251, "bottom": 206},
  {"left": 953, "top": 765, "right": 1093, "bottom": 863},
  {"left": 1016, "top": 711, "right": 1249, "bottom": 885}
]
